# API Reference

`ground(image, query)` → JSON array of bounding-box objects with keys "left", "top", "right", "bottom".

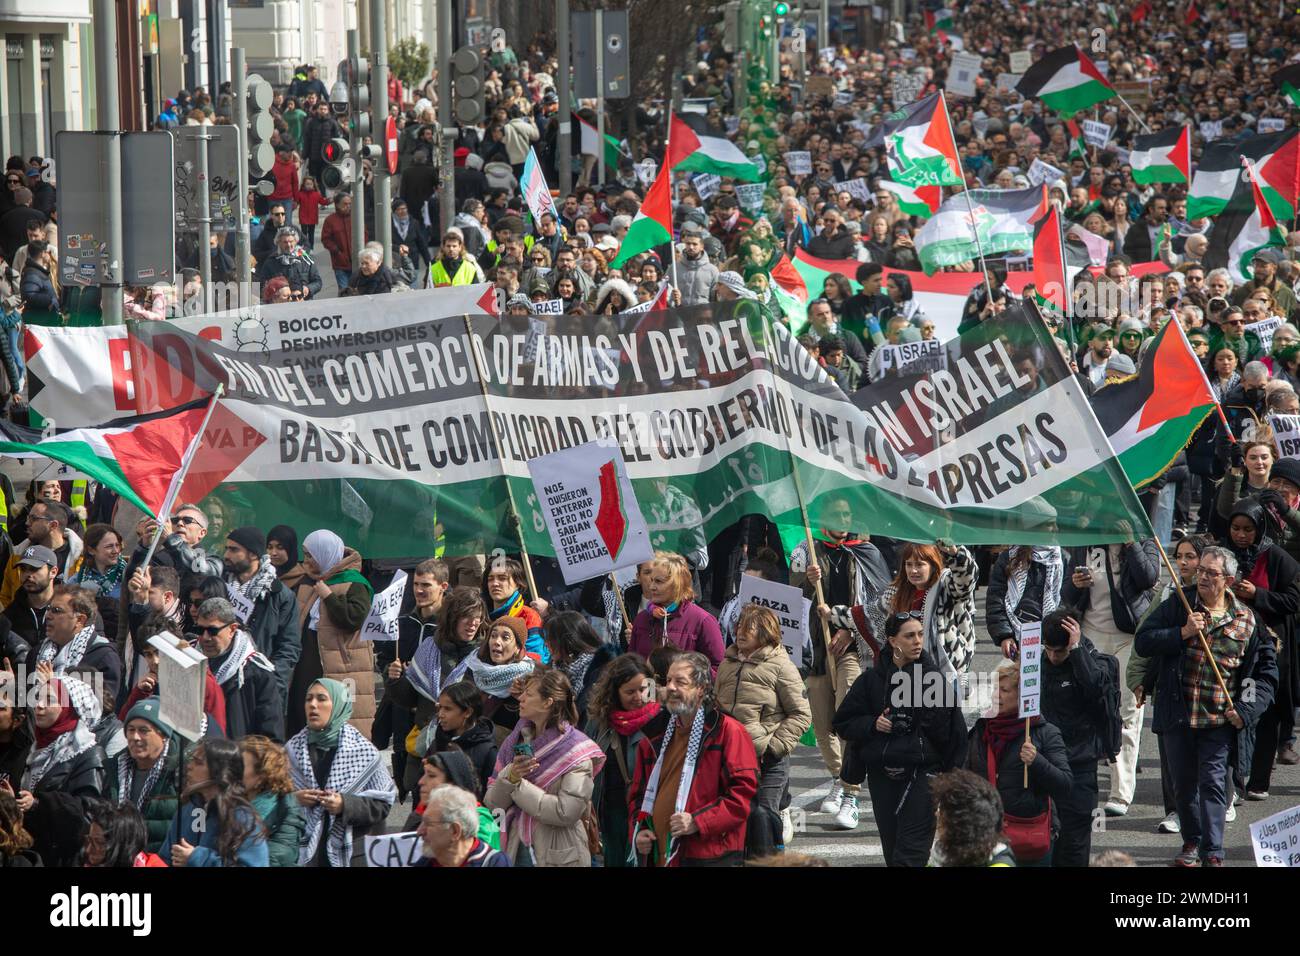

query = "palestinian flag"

[
  {"left": 879, "top": 178, "right": 941, "bottom": 217},
  {"left": 0, "top": 398, "right": 213, "bottom": 517},
  {"left": 913, "top": 185, "right": 1047, "bottom": 274},
  {"left": 864, "top": 92, "right": 964, "bottom": 188},
  {"left": 1015, "top": 45, "right": 1114, "bottom": 117},
  {"left": 1204, "top": 164, "right": 1288, "bottom": 285},
  {"left": 1032, "top": 204, "right": 1069, "bottom": 314},
  {"left": 924, "top": 8, "right": 954, "bottom": 33},
  {"left": 1185, "top": 0, "right": 1199, "bottom": 24},
  {"left": 1130, "top": 126, "right": 1191, "bottom": 185},
  {"left": 1132, "top": 0, "right": 1152, "bottom": 21},
  {"left": 1089, "top": 320, "right": 1216, "bottom": 490},
  {"left": 610, "top": 160, "right": 673, "bottom": 268},
  {"left": 1188, "top": 129, "right": 1300, "bottom": 220},
  {"left": 1066, "top": 119, "right": 1088, "bottom": 162},
  {"left": 1274, "top": 63, "right": 1300, "bottom": 109},
  {"left": 577, "top": 115, "right": 627, "bottom": 171},
  {"left": 667, "top": 112, "right": 763, "bottom": 182}
]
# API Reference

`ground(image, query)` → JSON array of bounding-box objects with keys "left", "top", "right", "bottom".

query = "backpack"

[{"left": 1089, "top": 647, "right": 1124, "bottom": 762}]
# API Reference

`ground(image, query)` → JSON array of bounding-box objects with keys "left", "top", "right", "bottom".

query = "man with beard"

[
  {"left": 428, "top": 229, "right": 483, "bottom": 287},
  {"left": 628, "top": 652, "right": 758, "bottom": 867},
  {"left": 791, "top": 494, "right": 892, "bottom": 830},
  {"left": 1, "top": 501, "right": 82, "bottom": 609},
  {"left": 1078, "top": 323, "right": 1115, "bottom": 389},
  {"left": 195, "top": 596, "right": 283, "bottom": 740},
  {"left": 3, "top": 545, "right": 58, "bottom": 654},
  {"left": 223, "top": 526, "right": 301, "bottom": 701},
  {"left": 676, "top": 229, "right": 719, "bottom": 306},
  {"left": 34, "top": 584, "right": 122, "bottom": 704}
]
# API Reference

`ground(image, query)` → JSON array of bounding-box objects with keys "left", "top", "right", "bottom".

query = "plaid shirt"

[{"left": 1181, "top": 593, "right": 1251, "bottom": 729}]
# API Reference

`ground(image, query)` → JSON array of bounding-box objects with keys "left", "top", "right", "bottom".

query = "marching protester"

[
  {"left": 416, "top": 784, "right": 510, "bottom": 868},
  {"left": 104, "top": 697, "right": 181, "bottom": 852},
  {"left": 628, "top": 552, "right": 725, "bottom": 670},
  {"left": 161, "top": 737, "right": 269, "bottom": 867},
  {"left": 223, "top": 526, "right": 301, "bottom": 701},
  {"left": 468, "top": 611, "right": 536, "bottom": 744},
  {"left": 195, "top": 597, "right": 283, "bottom": 740},
  {"left": 239, "top": 735, "right": 306, "bottom": 867}
]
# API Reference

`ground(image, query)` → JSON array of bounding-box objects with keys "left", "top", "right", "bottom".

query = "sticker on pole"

[
  {"left": 527, "top": 439, "right": 653, "bottom": 585},
  {"left": 1018, "top": 621, "right": 1042, "bottom": 718}
]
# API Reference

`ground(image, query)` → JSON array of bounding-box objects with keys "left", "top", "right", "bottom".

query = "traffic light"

[
  {"left": 774, "top": 1, "right": 790, "bottom": 15},
  {"left": 349, "top": 56, "right": 371, "bottom": 140},
  {"left": 321, "top": 137, "right": 353, "bottom": 191},
  {"left": 758, "top": 15, "right": 772, "bottom": 37},
  {"left": 451, "top": 46, "right": 484, "bottom": 125},
  {"left": 246, "top": 72, "right": 274, "bottom": 194},
  {"left": 357, "top": 143, "right": 384, "bottom": 164}
]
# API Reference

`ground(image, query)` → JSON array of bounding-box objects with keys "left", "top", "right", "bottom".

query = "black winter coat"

[
  {"left": 833, "top": 652, "right": 968, "bottom": 778},
  {"left": 0, "top": 719, "right": 32, "bottom": 789},
  {"left": 966, "top": 718, "right": 1073, "bottom": 827},
  {"left": 1059, "top": 541, "right": 1161, "bottom": 634},
  {"left": 23, "top": 743, "right": 106, "bottom": 867},
  {"left": 1040, "top": 636, "right": 1108, "bottom": 765},
  {"left": 431, "top": 716, "right": 498, "bottom": 799},
  {"left": 2, "top": 589, "right": 44, "bottom": 650},
  {"left": 985, "top": 551, "right": 1054, "bottom": 645},
  {"left": 241, "top": 578, "right": 302, "bottom": 702},
  {"left": 1229, "top": 541, "right": 1300, "bottom": 709},
  {"left": 215, "top": 653, "right": 285, "bottom": 741}
]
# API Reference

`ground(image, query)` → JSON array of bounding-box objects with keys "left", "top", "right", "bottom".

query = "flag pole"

[
  {"left": 666, "top": 113, "right": 681, "bottom": 297},
  {"left": 1113, "top": 93, "right": 1152, "bottom": 134},
  {"left": 141, "top": 384, "right": 225, "bottom": 569},
  {"left": 939, "top": 90, "right": 996, "bottom": 304},
  {"left": 1152, "top": 539, "right": 1235, "bottom": 706},
  {"left": 463, "top": 315, "right": 539, "bottom": 601}
]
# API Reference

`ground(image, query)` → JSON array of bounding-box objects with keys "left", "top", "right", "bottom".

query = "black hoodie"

[{"left": 432, "top": 716, "right": 498, "bottom": 799}]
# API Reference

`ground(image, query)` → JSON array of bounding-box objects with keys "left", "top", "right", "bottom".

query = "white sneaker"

[
  {"left": 818, "top": 780, "right": 845, "bottom": 815},
  {"left": 781, "top": 807, "right": 794, "bottom": 846},
  {"left": 1103, "top": 800, "right": 1129, "bottom": 817},
  {"left": 1225, "top": 802, "right": 1237, "bottom": 823},
  {"left": 833, "top": 793, "right": 860, "bottom": 830},
  {"left": 1157, "top": 812, "right": 1181, "bottom": 834}
]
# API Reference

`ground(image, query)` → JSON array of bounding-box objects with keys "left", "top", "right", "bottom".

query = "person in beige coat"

[
  {"left": 287, "top": 529, "right": 376, "bottom": 740},
  {"left": 485, "top": 668, "right": 606, "bottom": 867},
  {"left": 715, "top": 604, "right": 812, "bottom": 856}
]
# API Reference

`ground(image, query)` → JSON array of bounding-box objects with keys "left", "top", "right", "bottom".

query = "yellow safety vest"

[
  {"left": 429, "top": 258, "right": 479, "bottom": 287},
  {"left": 70, "top": 480, "right": 88, "bottom": 511}
]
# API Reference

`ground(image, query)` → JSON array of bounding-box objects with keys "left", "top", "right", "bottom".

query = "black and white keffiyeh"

[
  {"left": 288, "top": 723, "right": 396, "bottom": 867},
  {"left": 23, "top": 675, "right": 102, "bottom": 789},
  {"left": 718, "top": 596, "right": 742, "bottom": 646},
  {"left": 211, "top": 630, "right": 258, "bottom": 688},
  {"left": 562, "top": 652, "right": 596, "bottom": 699},
  {"left": 225, "top": 555, "right": 279, "bottom": 603},
  {"left": 36, "top": 624, "right": 99, "bottom": 672},
  {"left": 1004, "top": 547, "right": 1063, "bottom": 638},
  {"left": 631, "top": 705, "right": 706, "bottom": 865},
  {"left": 117, "top": 738, "right": 171, "bottom": 812}
]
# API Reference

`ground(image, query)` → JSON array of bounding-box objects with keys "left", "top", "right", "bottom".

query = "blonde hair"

[
  {"left": 650, "top": 551, "right": 694, "bottom": 605},
  {"left": 736, "top": 603, "right": 783, "bottom": 648}
]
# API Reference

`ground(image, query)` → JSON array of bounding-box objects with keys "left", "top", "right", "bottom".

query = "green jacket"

[
  {"left": 251, "top": 791, "right": 306, "bottom": 867},
  {"left": 106, "top": 743, "right": 182, "bottom": 852}
]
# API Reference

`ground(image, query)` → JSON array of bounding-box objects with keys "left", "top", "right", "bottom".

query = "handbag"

[{"left": 985, "top": 742, "right": 1051, "bottom": 864}]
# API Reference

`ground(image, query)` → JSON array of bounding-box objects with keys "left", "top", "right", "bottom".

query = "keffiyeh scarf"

[
  {"left": 631, "top": 706, "right": 706, "bottom": 866},
  {"left": 225, "top": 555, "right": 279, "bottom": 603},
  {"left": 117, "top": 738, "right": 171, "bottom": 812},
  {"left": 36, "top": 624, "right": 99, "bottom": 672},
  {"left": 75, "top": 557, "right": 126, "bottom": 597},
  {"left": 406, "top": 636, "right": 475, "bottom": 703},
  {"left": 24, "top": 676, "right": 102, "bottom": 789},
  {"left": 211, "top": 630, "right": 258, "bottom": 688},
  {"left": 1004, "top": 547, "right": 1063, "bottom": 637},
  {"left": 465, "top": 653, "right": 535, "bottom": 698},
  {"left": 561, "top": 652, "right": 596, "bottom": 699},
  {"left": 289, "top": 723, "right": 396, "bottom": 867}
]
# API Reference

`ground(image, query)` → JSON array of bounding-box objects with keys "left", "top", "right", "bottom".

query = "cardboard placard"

[
  {"left": 736, "top": 575, "right": 812, "bottom": 664},
  {"left": 1269, "top": 414, "right": 1300, "bottom": 461},
  {"left": 736, "top": 182, "right": 766, "bottom": 215},
  {"left": 1027, "top": 157, "right": 1065, "bottom": 187},
  {"left": 148, "top": 636, "right": 207, "bottom": 742},
  {"left": 364, "top": 830, "right": 423, "bottom": 867},
  {"left": 692, "top": 172, "right": 722, "bottom": 201},
  {"left": 1009, "top": 51, "right": 1032, "bottom": 74},
  {"left": 783, "top": 151, "right": 813, "bottom": 175},
  {"left": 360, "top": 570, "right": 407, "bottom": 641}
]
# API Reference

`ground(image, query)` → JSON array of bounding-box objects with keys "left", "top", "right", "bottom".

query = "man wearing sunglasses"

[
  {"left": 195, "top": 596, "right": 283, "bottom": 740},
  {"left": 0, "top": 500, "right": 82, "bottom": 611},
  {"left": 35, "top": 583, "right": 122, "bottom": 705},
  {"left": 125, "top": 503, "right": 223, "bottom": 586}
]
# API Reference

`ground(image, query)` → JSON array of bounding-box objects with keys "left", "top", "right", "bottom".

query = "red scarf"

[
  {"left": 984, "top": 713, "right": 1040, "bottom": 761},
  {"left": 34, "top": 680, "right": 77, "bottom": 747},
  {"left": 909, "top": 588, "right": 928, "bottom": 612},
  {"left": 609, "top": 701, "right": 662, "bottom": 737},
  {"left": 819, "top": 531, "right": 865, "bottom": 548}
]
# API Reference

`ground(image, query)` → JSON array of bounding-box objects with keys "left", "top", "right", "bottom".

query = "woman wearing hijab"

[
  {"left": 1222, "top": 500, "right": 1300, "bottom": 800},
  {"left": 288, "top": 530, "right": 376, "bottom": 739},
  {"left": 6, "top": 674, "right": 106, "bottom": 866},
  {"left": 986, "top": 544, "right": 1065, "bottom": 660},
  {"left": 485, "top": 668, "right": 605, "bottom": 867},
  {"left": 267, "top": 524, "right": 303, "bottom": 586},
  {"left": 287, "top": 678, "right": 396, "bottom": 867}
]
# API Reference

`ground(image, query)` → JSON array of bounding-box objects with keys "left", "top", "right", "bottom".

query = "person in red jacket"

[
  {"left": 268, "top": 148, "right": 302, "bottom": 225},
  {"left": 628, "top": 651, "right": 758, "bottom": 867},
  {"left": 321, "top": 192, "right": 364, "bottom": 291},
  {"left": 293, "top": 175, "right": 331, "bottom": 250}
]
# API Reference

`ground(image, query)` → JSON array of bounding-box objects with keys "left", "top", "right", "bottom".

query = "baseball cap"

[{"left": 17, "top": 545, "right": 57, "bottom": 569}]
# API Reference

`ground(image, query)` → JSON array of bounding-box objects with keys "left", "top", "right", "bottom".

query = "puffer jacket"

[
  {"left": 295, "top": 548, "right": 376, "bottom": 737},
  {"left": 629, "top": 601, "right": 725, "bottom": 671},
  {"left": 251, "top": 790, "right": 306, "bottom": 867},
  {"left": 105, "top": 743, "right": 182, "bottom": 851},
  {"left": 676, "top": 253, "right": 720, "bottom": 306},
  {"left": 484, "top": 756, "right": 596, "bottom": 867},
  {"left": 714, "top": 643, "right": 812, "bottom": 760},
  {"left": 966, "top": 717, "right": 1074, "bottom": 832}
]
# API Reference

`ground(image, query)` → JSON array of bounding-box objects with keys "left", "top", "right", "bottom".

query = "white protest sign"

[
  {"left": 996, "top": 73, "right": 1021, "bottom": 92},
  {"left": 1247, "top": 316, "right": 1283, "bottom": 352},
  {"left": 1009, "top": 50, "right": 1032, "bottom": 74},
  {"left": 533, "top": 298, "right": 566, "bottom": 316},
  {"left": 1269, "top": 414, "right": 1300, "bottom": 460},
  {"left": 737, "top": 575, "right": 812, "bottom": 663},
  {"left": 900, "top": 47, "right": 916, "bottom": 62},
  {"left": 1081, "top": 119, "right": 1113, "bottom": 150},
  {"left": 1200, "top": 120, "right": 1223, "bottom": 142},
  {"left": 635, "top": 159, "right": 658, "bottom": 185},
  {"left": 946, "top": 52, "right": 982, "bottom": 98},
  {"left": 783, "top": 151, "right": 813, "bottom": 175},
  {"left": 528, "top": 440, "right": 654, "bottom": 585},
  {"left": 1027, "top": 157, "right": 1065, "bottom": 187},
  {"left": 1251, "top": 804, "right": 1300, "bottom": 866},
  {"left": 834, "top": 90, "right": 855, "bottom": 107},
  {"left": 364, "top": 830, "right": 423, "bottom": 867},
  {"left": 878, "top": 338, "right": 944, "bottom": 375},
  {"left": 148, "top": 636, "right": 207, "bottom": 742},
  {"left": 361, "top": 570, "right": 407, "bottom": 642},
  {"left": 891, "top": 72, "right": 926, "bottom": 107},
  {"left": 736, "top": 182, "right": 766, "bottom": 215},
  {"left": 1259, "top": 118, "right": 1287, "bottom": 134},
  {"left": 1228, "top": 32, "right": 1248, "bottom": 49},
  {"left": 834, "top": 179, "right": 873, "bottom": 205},
  {"left": 751, "top": 152, "right": 768, "bottom": 175},
  {"left": 224, "top": 583, "right": 255, "bottom": 624},
  {"left": 692, "top": 173, "right": 722, "bottom": 201},
  {"left": 1018, "top": 621, "right": 1042, "bottom": 718},
  {"left": 522, "top": 316, "right": 548, "bottom": 363}
]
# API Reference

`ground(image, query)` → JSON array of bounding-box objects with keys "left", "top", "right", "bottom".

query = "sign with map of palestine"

[{"left": 528, "top": 440, "right": 654, "bottom": 585}]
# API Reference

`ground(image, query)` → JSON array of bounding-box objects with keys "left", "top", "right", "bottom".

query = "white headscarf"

[{"left": 303, "top": 529, "right": 347, "bottom": 631}]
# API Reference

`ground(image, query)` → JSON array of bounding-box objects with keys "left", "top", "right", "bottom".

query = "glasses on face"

[
  {"left": 47, "top": 605, "right": 75, "bottom": 616},
  {"left": 1196, "top": 568, "right": 1225, "bottom": 579},
  {"left": 196, "top": 624, "right": 230, "bottom": 637},
  {"left": 1186, "top": 274, "right": 1204, "bottom": 283},
  {"left": 4, "top": 178, "right": 19, "bottom": 185},
  {"left": 174, "top": 515, "right": 202, "bottom": 528}
]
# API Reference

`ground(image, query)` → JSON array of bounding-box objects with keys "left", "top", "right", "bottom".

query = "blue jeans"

[
  {"left": 1163, "top": 722, "right": 1233, "bottom": 861},
  {"left": 333, "top": 268, "right": 352, "bottom": 293},
  {"left": 279, "top": 198, "right": 294, "bottom": 224}
]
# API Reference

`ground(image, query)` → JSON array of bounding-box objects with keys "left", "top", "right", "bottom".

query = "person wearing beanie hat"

[
  {"left": 223, "top": 526, "right": 301, "bottom": 700},
  {"left": 506, "top": 292, "right": 534, "bottom": 315},
  {"left": 1116, "top": 317, "right": 1147, "bottom": 363},
  {"left": 1105, "top": 352, "right": 1136, "bottom": 380},
  {"left": 106, "top": 695, "right": 182, "bottom": 851}
]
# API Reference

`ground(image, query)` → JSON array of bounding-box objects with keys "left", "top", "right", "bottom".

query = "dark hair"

[
  {"left": 888, "top": 272, "right": 914, "bottom": 302},
  {"left": 1042, "top": 605, "right": 1082, "bottom": 649},
  {"left": 413, "top": 558, "right": 450, "bottom": 583},
  {"left": 1174, "top": 533, "right": 1213, "bottom": 558},
  {"left": 543, "top": 611, "right": 601, "bottom": 665},
  {"left": 82, "top": 799, "right": 148, "bottom": 867},
  {"left": 931, "top": 769, "right": 1005, "bottom": 866},
  {"left": 437, "top": 679, "right": 484, "bottom": 722},
  {"left": 0, "top": 790, "right": 33, "bottom": 858},
  {"left": 586, "top": 653, "right": 655, "bottom": 729},
  {"left": 884, "top": 609, "right": 924, "bottom": 639},
  {"left": 147, "top": 565, "right": 180, "bottom": 596},
  {"left": 51, "top": 583, "right": 96, "bottom": 622},
  {"left": 647, "top": 642, "right": 682, "bottom": 683},
  {"left": 189, "top": 738, "right": 263, "bottom": 866},
  {"left": 744, "top": 547, "right": 782, "bottom": 582},
  {"left": 522, "top": 667, "right": 579, "bottom": 729},
  {"left": 483, "top": 555, "right": 529, "bottom": 597},
  {"left": 184, "top": 573, "right": 227, "bottom": 603},
  {"left": 439, "top": 586, "right": 484, "bottom": 646},
  {"left": 83, "top": 523, "right": 122, "bottom": 554},
  {"left": 33, "top": 499, "right": 71, "bottom": 529},
  {"left": 818, "top": 335, "right": 845, "bottom": 354},
  {"left": 855, "top": 262, "right": 883, "bottom": 284}
]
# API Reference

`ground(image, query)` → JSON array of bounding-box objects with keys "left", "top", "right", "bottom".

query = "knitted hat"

[
  {"left": 1270, "top": 457, "right": 1300, "bottom": 490},
  {"left": 506, "top": 293, "right": 533, "bottom": 313},
  {"left": 896, "top": 326, "right": 923, "bottom": 344},
  {"left": 1117, "top": 317, "right": 1145, "bottom": 337},
  {"left": 123, "top": 696, "right": 174, "bottom": 737},
  {"left": 227, "top": 526, "right": 267, "bottom": 556},
  {"left": 488, "top": 615, "right": 529, "bottom": 648},
  {"left": 1106, "top": 353, "right": 1136, "bottom": 376}
]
